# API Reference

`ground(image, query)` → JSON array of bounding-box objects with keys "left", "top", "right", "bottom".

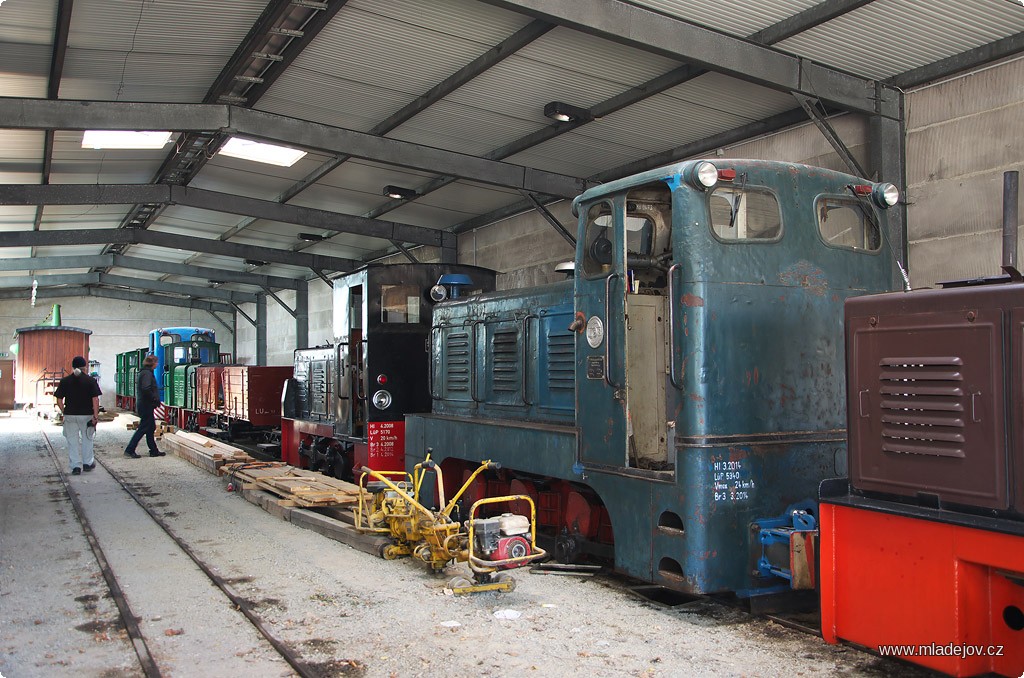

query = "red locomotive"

[{"left": 820, "top": 172, "right": 1024, "bottom": 677}]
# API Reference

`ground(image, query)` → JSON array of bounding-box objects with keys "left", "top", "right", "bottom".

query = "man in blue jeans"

[{"left": 124, "top": 354, "right": 165, "bottom": 458}]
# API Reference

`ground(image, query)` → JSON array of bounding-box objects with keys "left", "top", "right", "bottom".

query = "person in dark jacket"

[
  {"left": 54, "top": 355, "right": 101, "bottom": 475},
  {"left": 123, "top": 354, "right": 165, "bottom": 458}
]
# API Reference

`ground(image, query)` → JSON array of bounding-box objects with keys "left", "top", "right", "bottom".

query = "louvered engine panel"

[
  {"left": 442, "top": 329, "right": 472, "bottom": 400},
  {"left": 847, "top": 307, "right": 1008, "bottom": 511},
  {"left": 877, "top": 356, "right": 966, "bottom": 458},
  {"left": 483, "top": 321, "right": 523, "bottom": 406}
]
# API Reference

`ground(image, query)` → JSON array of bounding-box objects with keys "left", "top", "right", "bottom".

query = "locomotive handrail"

[
  {"left": 521, "top": 314, "right": 536, "bottom": 406},
  {"left": 470, "top": 320, "right": 484, "bottom": 403},
  {"left": 428, "top": 326, "right": 441, "bottom": 400},
  {"left": 604, "top": 273, "right": 625, "bottom": 390},
  {"left": 667, "top": 263, "right": 683, "bottom": 390}
]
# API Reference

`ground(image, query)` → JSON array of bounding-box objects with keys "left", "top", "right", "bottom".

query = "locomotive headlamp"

[
  {"left": 372, "top": 389, "right": 392, "bottom": 410},
  {"left": 685, "top": 161, "right": 719, "bottom": 190},
  {"left": 872, "top": 182, "right": 900, "bottom": 209},
  {"left": 429, "top": 284, "right": 448, "bottom": 302}
]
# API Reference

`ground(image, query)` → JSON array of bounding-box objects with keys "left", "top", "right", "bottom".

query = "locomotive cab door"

[
  {"left": 334, "top": 283, "right": 366, "bottom": 440},
  {"left": 575, "top": 192, "right": 672, "bottom": 470}
]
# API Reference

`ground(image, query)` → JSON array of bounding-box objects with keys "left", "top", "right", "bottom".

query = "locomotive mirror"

[{"left": 586, "top": 315, "right": 604, "bottom": 348}]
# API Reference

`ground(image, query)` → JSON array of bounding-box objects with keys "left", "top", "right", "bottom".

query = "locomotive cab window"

[
  {"left": 380, "top": 284, "right": 422, "bottom": 324},
  {"left": 582, "top": 202, "right": 615, "bottom": 278},
  {"left": 709, "top": 187, "right": 782, "bottom": 241},
  {"left": 817, "top": 197, "right": 881, "bottom": 251},
  {"left": 625, "top": 216, "right": 654, "bottom": 257}
]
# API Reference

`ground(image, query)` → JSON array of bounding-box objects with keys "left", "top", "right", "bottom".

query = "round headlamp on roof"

[
  {"left": 429, "top": 284, "right": 448, "bottom": 302},
  {"left": 872, "top": 182, "right": 900, "bottom": 209},
  {"left": 685, "top": 161, "right": 719, "bottom": 190},
  {"left": 434, "top": 273, "right": 475, "bottom": 300}
]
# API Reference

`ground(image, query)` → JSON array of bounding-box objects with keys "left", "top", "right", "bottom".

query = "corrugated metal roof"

[
  {"left": 627, "top": 0, "right": 822, "bottom": 37},
  {"left": 778, "top": 0, "right": 1024, "bottom": 80},
  {"left": 258, "top": 0, "right": 532, "bottom": 132},
  {"left": 1, "top": 0, "right": 1023, "bottom": 301}
]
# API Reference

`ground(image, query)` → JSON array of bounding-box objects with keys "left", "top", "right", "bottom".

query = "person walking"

[
  {"left": 124, "top": 354, "right": 165, "bottom": 458},
  {"left": 53, "top": 356, "right": 101, "bottom": 475}
]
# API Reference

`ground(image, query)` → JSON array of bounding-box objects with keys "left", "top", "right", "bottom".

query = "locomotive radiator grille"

[
  {"left": 547, "top": 331, "right": 575, "bottom": 391},
  {"left": 491, "top": 327, "right": 520, "bottom": 392},
  {"left": 877, "top": 356, "right": 966, "bottom": 458},
  {"left": 445, "top": 331, "right": 471, "bottom": 392},
  {"left": 310, "top": 360, "right": 329, "bottom": 416}
]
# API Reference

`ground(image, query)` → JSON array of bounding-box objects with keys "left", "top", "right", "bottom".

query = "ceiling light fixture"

[
  {"left": 244, "top": 259, "right": 267, "bottom": 267},
  {"left": 218, "top": 137, "right": 307, "bottom": 167},
  {"left": 81, "top": 130, "right": 172, "bottom": 150},
  {"left": 208, "top": 279, "right": 225, "bottom": 285},
  {"left": 298, "top": 233, "right": 326, "bottom": 242},
  {"left": 384, "top": 185, "right": 418, "bottom": 200},
  {"left": 543, "top": 101, "right": 592, "bottom": 124}
]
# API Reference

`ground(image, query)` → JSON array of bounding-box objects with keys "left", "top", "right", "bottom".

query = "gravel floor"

[{"left": 0, "top": 412, "right": 921, "bottom": 678}]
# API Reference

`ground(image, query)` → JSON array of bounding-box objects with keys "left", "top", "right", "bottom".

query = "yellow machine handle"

[
  {"left": 353, "top": 468, "right": 413, "bottom": 534},
  {"left": 359, "top": 466, "right": 437, "bottom": 522},
  {"left": 466, "top": 494, "right": 547, "bottom": 573},
  {"left": 440, "top": 460, "right": 500, "bottom": 518}
]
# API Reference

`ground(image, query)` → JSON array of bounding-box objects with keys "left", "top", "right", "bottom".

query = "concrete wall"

[
  {"left": 0, "top": 295, "right": 232, "bottom": 410},
  {"left": 904, "top": 56, "right": 1024, "bottom": 287},
  {"left": 233, "top": 278, "right": 333, "bottom": 366}
]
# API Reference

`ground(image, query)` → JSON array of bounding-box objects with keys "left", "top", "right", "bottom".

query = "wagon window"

[
  {"left": 709, "top": 187, "right": 781, "bottom": 241},
  {"left": 817, "top": 197, "right": 881, "bottom": 251},
  {"left": 582, "top": 202, "right": 615, "bottom": 278},
  {"left": 381, "top": 284, "right": 422, "bottom": 324}
]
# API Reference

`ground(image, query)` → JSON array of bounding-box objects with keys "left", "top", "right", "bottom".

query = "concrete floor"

[{"left": 0, "top": 411, "right": 922, "bottom": 678}]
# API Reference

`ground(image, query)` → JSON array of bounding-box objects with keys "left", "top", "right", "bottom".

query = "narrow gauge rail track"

[{"left": 38, "top": 424, "right": 331, "bottom": 678}]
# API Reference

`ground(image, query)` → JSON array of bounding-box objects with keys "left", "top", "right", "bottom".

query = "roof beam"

[
  {"left": 749, "top": 0, "right": 876, "bottom": 44},
  {"left": 359, "top": 1, "right": 881, "bottom": 251},
  {"left": 0, "top": 273, "right": 99, "bottom": 288},
  {"left": 282, "top": 19, "right": 554, "bottom": 255},
  {"left": 0, "top": 98, "right": 588, "bottom": 198},
  {"left": 0, "top": 272, "right": 257, "bottom": 303},
  {"left": 0, "top": 285, "right": 235, "bottom": 314},
  {"left": 592, "top": 108, "right": 810, "bottom": 182},
  {"left": 447, "top": 108, "right": 812, "bottom": 237},
  {"left": 0, "top": 255, "right": 300, "bottom": 289},
  {"left": 0, "top": 229, "right": 359, "bottom": 272},
  {"left": 97, "top": 274, "right": 258, "bottom": 303},
  {"left": 0, "top": 183, "right": 444, "bottom": 247},
  {"left": 891, "top": 31, "right": 1024, "bottom": 89},
  {"left": 474, "top": 0, "right": 895, "bottom": 117}
]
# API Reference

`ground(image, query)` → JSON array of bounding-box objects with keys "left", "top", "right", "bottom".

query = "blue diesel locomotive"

[{"left": 407, "top": 158, "right": 901, "bottom": 598}]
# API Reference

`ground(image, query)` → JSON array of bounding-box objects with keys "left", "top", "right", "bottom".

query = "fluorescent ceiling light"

[
  {"left": 218, "top": 137, "right": 307, "bottom": 167},
  {"left": 82, "top": 130, "right": 172, "bottom": 150}
]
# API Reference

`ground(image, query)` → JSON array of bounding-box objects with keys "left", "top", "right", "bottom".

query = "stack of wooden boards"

[
  {"left": 162, "top": 430, "right": 253, "bottom": 473},
  {"left": 219, "top": 462, "right": 363, "bottom": 508},
  {"left": 161, "top": 429, "right": 388, "bottom": 555}
]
